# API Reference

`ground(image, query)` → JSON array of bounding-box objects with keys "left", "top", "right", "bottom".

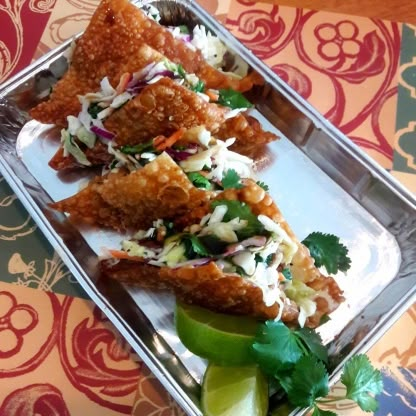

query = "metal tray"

[{"left": 0, "top": 1, "right": 415, "bottom": 414}]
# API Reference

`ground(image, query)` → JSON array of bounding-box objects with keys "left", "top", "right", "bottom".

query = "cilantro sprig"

[
  {"left": 191, "top": 80, "right": 205, "bottom": 93},
  {"left": 251, "top": 321, "right": 383, "bottom": 414},
  {"left": 187, "top": 172, "right": 212, "bottom": 190},
  {"left": 180, "top": 234, "right": 209, "bottom": 259},
  {"left": 120, "top": 140, "right": 154, "bottom": 155},
  {"left": 87, "top": 103, "right": 102, "bottom": 119},
  {"left": 302, "top": 232, "right": 351, "bottom": 274},
  {"left": 211, "top": 199, "right": 266, "bottom": 239},
  {"left": 256, "top": 181, "right": 269, "bottom": 192},
  {"left": 221, "top": 169, "right": 243, "bottom": 190}
]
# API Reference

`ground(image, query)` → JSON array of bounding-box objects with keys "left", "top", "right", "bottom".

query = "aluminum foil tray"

[{"left": 0, "top": 1, "right": 415, "bottom": 414}]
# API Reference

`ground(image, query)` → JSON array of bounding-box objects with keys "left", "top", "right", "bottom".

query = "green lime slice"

[
  {"left": 202, "top": 364, "right": 268, "bottom": 416},
  {"left": 175, "top": 302, "right": 259, "bottom": 366}
]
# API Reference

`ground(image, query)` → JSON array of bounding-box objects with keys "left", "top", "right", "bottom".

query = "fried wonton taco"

[
  {"left": 48, "top": 59, "right": 276, "bottom": 171},
  {"left": 30, "top": 0, "right": 262, "bottom": 127},
  {"left": 50, "top": 152, "right": 211, "bottom": 231},
  {"left": 101, "top": 180, "right": 344, "bottom": 328}
]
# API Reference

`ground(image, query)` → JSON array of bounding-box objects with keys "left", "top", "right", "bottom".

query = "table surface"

[
  {"left": 0, "top": 1, "right": 415, "bottom": 415},
  {"left": 268, "top": 0, "right": 416, "bottom": 24}
]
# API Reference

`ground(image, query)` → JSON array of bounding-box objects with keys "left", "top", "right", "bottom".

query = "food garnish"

[{"left": 302, "top": 232, "right": 352, "bottom": 274}]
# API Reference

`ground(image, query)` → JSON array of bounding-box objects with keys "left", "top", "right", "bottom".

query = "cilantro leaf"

[
  {"left": 187, "top": 172, "right": 212, "bottom": 190},
  {"left": 295, "top": 327, "right": 328, "bottom": 364},
  {"left": 178, "top": 24, "right": 190, "bottom": 34},
  {"left": 265, "top": 253, "right": 274, "bottom": 266},
  {"left": 287, "top": 355, "right": 329, "bottom": 407},
  {"left": 191, "top": 80, "right": 205, "bottom": 93},
  {"left": 252, "top": 321, "right": 303, "bottom": 376},
  {"left": 88, "top": 103, "right": 102, "bottom": 119},
  {"left": 120, "top": 140, "right": 154, "bottom": 155},
  {"left": 312, "top": 407, "right": 337, "bottom": 416},
  {"left": 217, "top": 89, "right": 253, "bottom": 109},
  {"left": 181, "top": 234, "right": 209, "bottom": 259},
  {"left": 256, "top": 181, "right": 269, "bottom": 192},
  {"left": 221, "top": 169, "right": 243, "bottom": 189},
  {"left": 281, "top": 267, "right": 292, "bottom": 280},
  {"left": 302, "top": 232, "right": 351, "bottom": 274},
  {"left": 340, "top": 354, "right": 383, "bottom": 412},
  {"left": 163, "top": 221, "right": 176, "bottom": 238},
  {"left": 198, "top": 235, "right": 228, "bottom": 255},
  {"left": 211, "top": 200, "right": 266, "bottom": 239},
  {"left": 254, "top": 254, "right": 273, "bottom": 266},
  {"left": 177, "top": 64, "right": 187, "bottom": 79}
]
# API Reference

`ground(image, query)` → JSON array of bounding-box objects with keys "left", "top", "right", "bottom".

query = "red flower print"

[
  {"left": 0, "top": 291, "right": 38, "bottom": 358},
  {"left": 315, "top": 20, "right": 361, "bottom": 62}
]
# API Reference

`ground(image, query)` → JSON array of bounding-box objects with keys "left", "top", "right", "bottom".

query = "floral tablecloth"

[{"left": 0, "top": 0, "right": 415, "bottom": 415}]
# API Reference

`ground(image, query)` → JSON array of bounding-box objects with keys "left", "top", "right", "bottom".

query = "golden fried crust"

[
  {"left": 216, "top": 179, "right": 295, "bottom": 237},
  {"left": 50, "top": 153, "right": 210, "bottom": 230},
  {"left": 30, "top": 0, "right": 261, "bottom": 126},
  {"left": 100, "top": 259, "right": 169, "bottom": 290},
  {"left": 216, "top": 113, "right": 279, "bottom": 158},
  {"left": 306, "top": 275, "right": 345, "bottom": 328},
  {"left": 30, "top": 0, "right": 164, "bottom": 126},
  {"left": 97, "top": 153, "right": 210, "bottom": 226},
  {"left": 100, "top": 259, "right": 300, "bottom": 322},
  {"left": 98, "top": 181, "right": 343, "bottom": 326},
  {"left": 50, "top": 172, "right": 129, "bottom": 230},
  {"left": 104, "top": 78, "right": 228, "bottom": 145}
]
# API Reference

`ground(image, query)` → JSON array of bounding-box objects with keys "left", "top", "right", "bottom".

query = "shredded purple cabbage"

[
  {"left": 90, "top": 125, "right": 115, "bottom": 140},
  {"left": 126, "top": 70, "right": 175, "bottom": 94},
  {"left": 165, "top": 147, "right": 194, "bottom": 161}
]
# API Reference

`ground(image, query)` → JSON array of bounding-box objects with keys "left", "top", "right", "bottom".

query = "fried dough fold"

[
  {"left": 104, "top": 78, "right": 228, "bottom": 145},
  {"left": 100, "top": 260, "right": 300, "bottom": 322},
  {"left": 30, "top": 0, "right": 261, "bottom": 126},
  {"left": 50, "top": 153, "right": 210, "bottom": 230}
]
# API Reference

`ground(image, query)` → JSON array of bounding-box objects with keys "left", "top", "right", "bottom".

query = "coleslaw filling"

[
  {"left": 61, "top": 59, "right": 249, "bottom": 166},
  {"left": 114, "top": 203, "right": 301, "bottom": 311},
  {"left": 103, "top": 127, "right": 254, "bottom": 190}
]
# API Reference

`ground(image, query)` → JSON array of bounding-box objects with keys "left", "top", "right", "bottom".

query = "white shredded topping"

[
  {"left": 191, "top": 25, "right": 227, "bottom": 69},
  {"left": 180, "top": 137, "right": 253, "bottom": 181}
]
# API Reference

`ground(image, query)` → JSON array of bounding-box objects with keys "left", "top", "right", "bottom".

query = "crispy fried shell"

[
  {"left": 30, "top": 0, "right": 165, "bottom": 126},
  {"left": 104, "top": 78, "right": 228, "bottom": 145},
  {"left": 50, "top": 172, "right": 128, "bottom": 230},
  {"left": 50, "top": 153, "right": 210, "bottom": 230},
  {"left": 217, "top": 113, "right": 278, "bottom": 158},
  {"left": 100, "top": 260, "right": 300, "bottom": 322},
  {"left": 30, "top": 0, "right": 261, "bottom": 126}
]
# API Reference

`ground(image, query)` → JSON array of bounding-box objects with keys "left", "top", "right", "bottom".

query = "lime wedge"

[
  {"left": 175, "top": 302, "right": 258, "bottom": 366},
  {"left": 202, "top": 364, "right": 268, "bottom": 416}
]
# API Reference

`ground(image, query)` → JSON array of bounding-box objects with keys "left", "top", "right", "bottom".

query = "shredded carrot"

[
  {"left": 206, "top": 89, "right": 219, "bottom": 102},
  {"left": 109, "top": 249, "right": 144, "bottom": 262},
  {"left": 116, "top": 73, "right": 131, "bottom": 94},
  {"left": 154, "top": 127, "right": 186, "bottom": 151}
]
